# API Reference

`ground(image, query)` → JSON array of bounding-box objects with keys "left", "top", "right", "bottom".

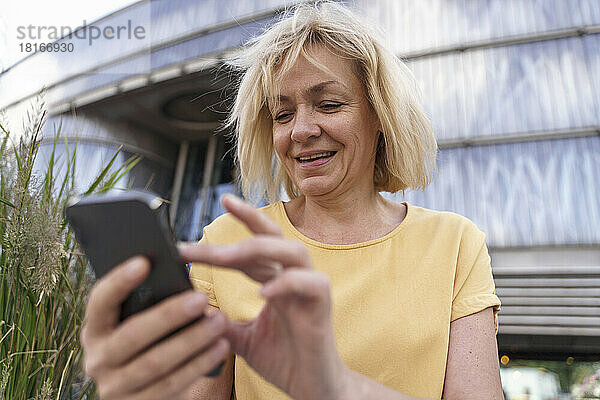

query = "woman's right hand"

[{"left": 80, "top": 255, "right": 230, "bottom": 400}]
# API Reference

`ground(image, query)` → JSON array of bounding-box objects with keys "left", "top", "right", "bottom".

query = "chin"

[{"left": 296, "top": 177, "right": 340, "bottom": 197}]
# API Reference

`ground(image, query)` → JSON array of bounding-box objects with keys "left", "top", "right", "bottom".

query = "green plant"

[{"left": 0, "top": 99, "right": 141, "bottom": 399}]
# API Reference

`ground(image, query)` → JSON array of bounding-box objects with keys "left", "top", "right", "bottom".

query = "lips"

[
  {"left": 295, "top": 151, "right": 336, "bottom": 162},
  {"left": 294, "top": 151, "right": 337, "bottom": 168}
]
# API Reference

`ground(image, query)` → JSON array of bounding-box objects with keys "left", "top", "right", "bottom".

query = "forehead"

[{"left": 272, "top": 45, "right": 362, "bottom": 99}]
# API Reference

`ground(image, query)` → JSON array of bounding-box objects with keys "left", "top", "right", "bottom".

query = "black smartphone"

[
  {"left": 66, "top": 189, "right": 224, "bottom": 376},
  {"left": 65, "top": 189, "right": 192, "bottom": 321}
]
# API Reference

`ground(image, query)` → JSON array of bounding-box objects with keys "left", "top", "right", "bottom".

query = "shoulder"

[
  {"left": 407, "top": 203, "right": 485, "bottom": 244},
  {"left": 201, "top": 201, "right": 282, "bottom": 243},
  {"left": 408, "top": 203, "right": 483, "bottom": 233}
]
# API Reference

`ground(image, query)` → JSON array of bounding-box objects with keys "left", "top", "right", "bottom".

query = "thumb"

[
  {"left": 223, "top": 319, "right": 253, "bottom": 359},
  {"left": 223, "top": 302, "right": 277, "bottom": 359}
]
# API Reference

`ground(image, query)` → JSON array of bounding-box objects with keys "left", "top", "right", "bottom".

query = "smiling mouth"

[{"left": 295, "top": 151, "right": 337, "bottom": 163}]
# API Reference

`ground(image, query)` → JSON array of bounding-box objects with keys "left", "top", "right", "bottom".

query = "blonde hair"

[{"left": 225, "top": 1, "right": 437, "bottom": 203}]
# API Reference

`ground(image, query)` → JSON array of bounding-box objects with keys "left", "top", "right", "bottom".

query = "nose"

[{"left": 290, "top": 107, "right": 321, "bottom": 142}]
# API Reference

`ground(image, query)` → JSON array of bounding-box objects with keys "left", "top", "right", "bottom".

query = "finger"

[
  {"left": 179, "top": 237, "right": 308, "bottom": 267},
  {"left": 102, "top": 290, "right": 209, "bottom": 366},
  {"left": 101, "top": 311, "right": 228, "bottom": 396},
  {"left": 224, "top": 304, "right": 271, "bottom": 359},
  {"left": 260, "top": 268, "right": 331, "bottom": 302},
  {"left": 125, "top": 338, "right": 230, "bottom": 400},
  {"left": 84, "top": 255, "right": 150, "bottom": 336},
  {"left": 178, "top": 242, "right": 221, "bottom": 264},
  {"left": 179, "top": 238, "right": 311, "bottom": 283},
  {"left": 220, "top": 237, "right": 309, "bottom": 268},
  {"left": 179, "top": 242, "right": 281, "bottom": 283},
  {"left": 221, "top": 193, "right": 283, "bottom": 236}
]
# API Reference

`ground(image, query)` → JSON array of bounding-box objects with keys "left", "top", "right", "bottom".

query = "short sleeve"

[
  {"left": 451, "top": 226, "right": 501, "bottom": 334},
  {"left": 189, "top": 228, "right": 219, "bottom": 308}
]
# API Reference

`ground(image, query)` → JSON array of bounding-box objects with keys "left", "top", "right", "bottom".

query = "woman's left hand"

[{"left": 179, "top": 194, "right": 348, "bottom": 400}]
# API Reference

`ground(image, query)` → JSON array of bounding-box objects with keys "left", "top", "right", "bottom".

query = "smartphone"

[
  {"left": 66, "top": 190, "right": 224, "bottom": 376},
  {"left": 66, "top": 189, "right": 193, "bottom": 321}
]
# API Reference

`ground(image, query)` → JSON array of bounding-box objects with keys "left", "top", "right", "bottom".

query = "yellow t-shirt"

[{"left": 190, "top": 201, "right": 501, "bottom": 399}]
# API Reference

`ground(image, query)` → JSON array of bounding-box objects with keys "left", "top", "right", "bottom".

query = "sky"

[{"left": 0, "top": 0, "right": 137, "bottom": 71}]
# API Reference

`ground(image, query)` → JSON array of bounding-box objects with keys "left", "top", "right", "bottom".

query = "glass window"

[
  {"left": 387, "top": 136, "right": 600, "bottom": 247},
  {"left": 174, "top": 136, "right": 239, "bottom": 242},
  {"left": 408, "top": 36, "right": 599, "bottom": 140},
  {"left": 33, "top": 140, "right": 173, "bottom": 197}
]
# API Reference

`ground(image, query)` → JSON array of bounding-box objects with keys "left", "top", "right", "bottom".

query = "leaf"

[
  {"left": 1, "top": 99, "right": 98, "bottom": 398},
  {"left": 0, "top": 120, "right": 8, "bottom": 135},
  {"left": 101, "top": 155, "right": 142, "bottom": 191},
  {"left": 42, "top": 126, "right": 61, "bottom": 199},
  {"left": 0, "top": 197, "right": 15, "bottom": 208},
  {"left": 83, "top": 145, "right": 123, "bottom": 195}
]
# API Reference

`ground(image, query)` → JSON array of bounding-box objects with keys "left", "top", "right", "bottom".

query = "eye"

[
  {"left": 319, "top": 102, "right": 342, "bottom": 111},
  {"left": 274, "top": 112, "right": 293, "bottom": 123}
]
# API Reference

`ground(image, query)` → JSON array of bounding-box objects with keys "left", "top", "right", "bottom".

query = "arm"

[
  {"left": 180, "top": 197, "right": 503, "bottom": 400},
  {"left": 338, "top": 370, "right": 425, "bottom": 400},
  {"left": 184, "top": 306, "right": 235, "bottom": 400},
  {"left": 442, "top": 307, "right": 504, "bottom": 400},
  {"left": 337, "top": 307, "right": 503, "bottom": 400}
]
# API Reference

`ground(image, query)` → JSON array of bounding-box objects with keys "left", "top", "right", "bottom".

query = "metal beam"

[
  {"left": 199, "top": 135, "right": 218, "bottom": 228},
  {"left": 437, "top": 126, "right": 600, "bottom": 149},
  {"left": 169, "top": 140, "right": 189, "bottom": 224},
  {"left": 493, "top": 266, "right": 600, "bottom": 276},
  {"left": 499, "top": 297, "right": 600, "bottom": 306},
  {"left": 495, "top": 278, "right": 600, "bottom": 287},
  {"left": 496, "top": 287, "right": 600, "bottom": 297},
  {"left": 38, "top": 135, "right": 174, "bottom": 168},
  {"left": 501, "top": 306, "right": 600, "bottom": 317},
  {"left": 0, "top": 3, "right": 297, "bottom": 112},
  {"left": 499, "top": 325, "right": 600, "bottom": 336},
  {"left": 500, "top": 315, "right": 600, "bottom": 327},
  {"left": 401, "top": 25, "right": 600, "bottom": 61}
]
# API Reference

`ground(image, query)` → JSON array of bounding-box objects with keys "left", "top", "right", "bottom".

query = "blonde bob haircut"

[{"left": 225, "top": 0, "right": 437, "bottom": 204}]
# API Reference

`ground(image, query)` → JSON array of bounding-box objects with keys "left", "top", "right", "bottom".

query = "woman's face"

[{"left": 271, "top": 45, "right": 381, "bottom": 199}]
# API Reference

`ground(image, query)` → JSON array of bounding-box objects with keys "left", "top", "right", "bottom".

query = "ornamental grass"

[{"left": 0, "top": 97, "right": 140, "bottom": 399}]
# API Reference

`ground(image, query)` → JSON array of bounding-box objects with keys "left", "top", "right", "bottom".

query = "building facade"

[{"left": 1, "top": 0, "right": 599, "bottom": 360}]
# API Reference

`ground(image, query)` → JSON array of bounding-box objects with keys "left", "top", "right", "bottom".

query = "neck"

[{"left": 283, "top": 187, "right": 405, "bottom": 245}]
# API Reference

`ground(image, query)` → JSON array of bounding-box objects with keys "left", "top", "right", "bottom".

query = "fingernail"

[
  {"left": 219, "top": 193, "right": 231, "bottom": 208},
  {"left": 260, "top": 282, "right": 273, "bottom": 297},
  {"left": 177, "top": 243, "right": 189, "bottom": 250},
  {"left": 126, "top": 259, "right": 146, "bottom": 279},
  {"left": 222, "top": 193, "right": 243, "bottom": 206},
  {"left": 183, "top": 292, "right": 206, "bottom": 316},
  {"left": 177, "top": 243, "right": 193, "bottom": 255}
]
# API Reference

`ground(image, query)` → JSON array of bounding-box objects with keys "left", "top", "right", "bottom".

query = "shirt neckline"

[{"left": 275, "top": 200, "right": 412, "bottom": 250}]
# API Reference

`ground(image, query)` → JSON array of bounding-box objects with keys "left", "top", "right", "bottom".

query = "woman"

[{"left": 81, "top": 2, "right": 503, "bottom": 399}]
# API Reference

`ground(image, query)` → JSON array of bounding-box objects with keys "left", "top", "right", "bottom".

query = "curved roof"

[{"left": 0, "top": 0, "right": 306, "bottom": 112}]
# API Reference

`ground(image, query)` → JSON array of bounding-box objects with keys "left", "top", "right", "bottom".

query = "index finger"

[
  {"left": 84, "top": 255, "right": 150, "bottom": 336},
  {"left": 221, "top": 194, "right": 282, "bottom": 236}
]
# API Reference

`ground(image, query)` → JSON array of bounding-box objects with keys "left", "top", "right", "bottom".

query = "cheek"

[{"left": 272, "top": 129, "right": 289, "bottom": 158}]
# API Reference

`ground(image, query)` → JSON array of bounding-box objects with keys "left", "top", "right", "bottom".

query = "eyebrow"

[{"left": 275, "top": 80, "right": 349, "bottom": 103}]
